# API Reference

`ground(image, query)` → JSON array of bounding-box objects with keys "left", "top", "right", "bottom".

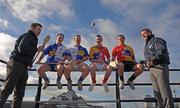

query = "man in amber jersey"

[
  {"left": 89, "top": 35, "right": 113, "bottom": 92},
  {"left": 112, "top": 34, "right": 144, "bottom": 90}
]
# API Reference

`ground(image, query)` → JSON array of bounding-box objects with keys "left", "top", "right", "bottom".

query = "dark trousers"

[{"left": 0, "top": 58, "right": 28, "bottom": 108}]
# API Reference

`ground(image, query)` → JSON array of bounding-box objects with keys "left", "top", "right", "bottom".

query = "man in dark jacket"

[
  {"left": 0, "top": 23, "right": 44, "bottom": 108},
  {"left": 141, "top": 28, "right": 174, "bottom": 108}
]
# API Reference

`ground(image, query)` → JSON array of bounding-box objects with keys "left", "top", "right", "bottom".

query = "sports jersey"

[
  {"left": 66, "top": 45, "right": 88, "bottom": 60},
  {"left": 89, "top": 45, "right": 110, "bottom": 61},
  {"left": 112, "top": 44, "right": 135, "bottom": 63},
  {"left": 43, "top": 43, "right": 67, "bottom": 63}
]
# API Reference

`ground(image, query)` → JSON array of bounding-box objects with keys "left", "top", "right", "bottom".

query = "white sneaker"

[
  {"left": 127, "top": 80, "right": 135, "bottom": 90},
  {"left": 77, "top": 81, "right": 83, "bottom": 91},
  {"left": 119, "top": 80, "right": 124, "bottom": 89},
  {"left": 102, "top": 83, "right": 109, "bottom": 93},
  {"left": 67, "top": 80, "right": 72, "bottom": 91},
  {"left": 57, "top": 80, "right": 62, "bottom": 89},
  {"left": 89, "top": 83, "right": 96, "bottom": 92},
  {"left": 43, "top": 80, "right": 50, "bottom": 89}
]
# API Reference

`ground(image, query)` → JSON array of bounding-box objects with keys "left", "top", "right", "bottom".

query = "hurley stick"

[
  {"left": 0, "top": 59, "right": 7, "bottom": 64},
  {"left": 32, "top": 35, "right": 50, "bottom": 63}
]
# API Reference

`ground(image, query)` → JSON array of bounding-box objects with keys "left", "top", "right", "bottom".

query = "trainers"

[
  {"left": 119, "top": 80, "right": 124, "bottom": 89},
  {"left": 57, "top": 80, "right": 62, "bottom": 89},
  {"left": 102, "top": 83, "right": 109, "bottom": 92},
  {"left": 77, "top": 81, "right": 83, "bottom": 91},
  {"left": 127, "top": 80, "right": 135, "bottom": 90},
  {"left": 67, "top": 80, "right": 72, "bottom": 91},
  {"left": 89, "top": 83, "right": 96, "bottom": 92},
  {"left": 43, "top": 80, "right": 50, "bottom": 89}
]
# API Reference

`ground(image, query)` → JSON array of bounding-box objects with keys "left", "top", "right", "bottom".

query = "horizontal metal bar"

[
  {"left": 38, "top": 98, "right": 180, "bottom": 104},
  {"left": 38, "top": 100, "right": 118, "bottom": 104},
  {"left": 1, "top": 82, "right": 180, "bottom": 86},
  {"left": 0, "top": 79, "right": 4, "bottom": 82},
  {"left": 121, "top": 98, "right": 180, "bottom": 102},
  {"left": 23, "top": 82, "right": 180, "bottom": 87},
  {"left": 5, "top": 98, "right": 180, "bottom": 105},
  {"left": 28, "top": 68, "right": 180, "bottom": 72}
]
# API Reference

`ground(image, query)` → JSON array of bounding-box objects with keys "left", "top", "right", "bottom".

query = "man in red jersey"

[
  {"left": 112, "top": 34, "right": 144, "bottom": 90},
  {"left": 89, "top": 35, "right": 112, "bottom": 92}
]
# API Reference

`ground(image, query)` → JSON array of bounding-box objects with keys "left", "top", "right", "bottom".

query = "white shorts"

[
  {"left": 72, "top": 64, "right": 80, "bottom": 71},
  {"left": 95, "top": 63, "right": 105, "bottom": 71}
]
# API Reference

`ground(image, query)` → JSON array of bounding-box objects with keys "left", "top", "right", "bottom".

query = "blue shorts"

[{"left": 48, "top": 64, "right": 56, "bottom": 71}]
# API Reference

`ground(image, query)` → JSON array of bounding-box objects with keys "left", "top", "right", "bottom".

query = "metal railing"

[
  {"left": 32, "top": 68, "right": 180, "bottom": 108},
  {"left": 0, "top": 68, "right": 180, "bottom": 108}
]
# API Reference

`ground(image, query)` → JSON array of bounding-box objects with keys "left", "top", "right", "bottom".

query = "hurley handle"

[{"left": 32, "top": 35, "right": 51, "bottom": 64}]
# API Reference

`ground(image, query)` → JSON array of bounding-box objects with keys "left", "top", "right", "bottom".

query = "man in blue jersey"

[
  {"left": 36, "top": 33, "right": 67, "bottom": 89},
  {"left": 64, "top": 35, "right": 90, "bottom": 91}
]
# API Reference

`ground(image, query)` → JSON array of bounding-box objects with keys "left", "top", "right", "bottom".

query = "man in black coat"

[
  {"left": 141, "top": 28, "right": 174, "bottom": 108},
  {"left": 0, "top": 23, "right": 44, "bottom": 108}
]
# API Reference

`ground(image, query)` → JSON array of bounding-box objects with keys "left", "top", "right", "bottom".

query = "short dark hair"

[
  {"left": 57, "top": 33, "right": 64, "bottom": 36},
  {"left": 57, "top": 33, "right": 64, "bottom": 37},
  {"left": 31, "top": 23, "right": 42, "bottom": 28},
  {"left": 74, "top": 35, "right": 81, "bottom": 40},
  {"left": 117, "top": 34, "right": 125, "bottom": 39},
  {"left": 74, "top": 34, "right": 81, "bottom": 38},
  {"left": 141, "top": 28, "right": 152, "bottom": 34},
  {"left": 96, "top": 35, "right": 102, "bottom": 38}
]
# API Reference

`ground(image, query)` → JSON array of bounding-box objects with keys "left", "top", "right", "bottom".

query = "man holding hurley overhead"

[{"left": 0, "top": 23, "right": 44, "bottom": 108}]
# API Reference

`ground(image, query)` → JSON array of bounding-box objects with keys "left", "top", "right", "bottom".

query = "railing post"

[
  {"left": 35, "top": 76, "right": 42, "bottom": 108},
  {"left": 115, "top": 69, "right": 121, "bottom": 108}
]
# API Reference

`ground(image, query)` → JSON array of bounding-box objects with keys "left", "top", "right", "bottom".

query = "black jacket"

[
  {"left": 144, "top": 35, "right": 170, "bottom": 65},
  {"left": 10, "top": 30, "right": 38, "bottom": 66}
]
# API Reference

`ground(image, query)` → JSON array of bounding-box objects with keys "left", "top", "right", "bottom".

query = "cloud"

[
  {"left": 48, "top": 24, "right": 64, "bottom": 33},
  {"left": 100, "top": 0, "right": 164, "bottom": 21},
  {"left": 100, "top": 0, "right": 180, "bottom": 66},
  {"left": 92, "top": 19, "right": 119, "bottom": 35},
  {"left": 0, "top": 32, "right": 16, "bottom": 60},
  {"left": 67, "top": 18, "right": 144, "bottom": 62},
  {"left": 0, "top": 18, "right": 9, "bottom": 28},
  {"left": 67, "top": 18, "right": 120, "bottom": 51},
  {"left": 0, "top": 32, "right": 16, "bottom": 78},
  {"left": 6, "top": 0, "right": 75, "bottom": 22},
  {"left": 144, "top": 2, "right": 180, "bottom": 68}
]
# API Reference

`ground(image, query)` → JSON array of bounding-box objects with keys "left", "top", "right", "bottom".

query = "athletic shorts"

[
  {"left": 122, "top": 61, "right": 135, "bottom": 72},
  {"left": 48, "top": 64, "right": 57, "bottom": 71},
  {"left": 72, "top": 64, "right": 80, "bottom": 71},
  {"left": 95, "top": 63, "right": 105, "bottom": 71}
]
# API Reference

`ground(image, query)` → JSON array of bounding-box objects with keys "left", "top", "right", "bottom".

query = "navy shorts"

[
  {"left": 122, "top": 61, "right": 135, "bottom": 72},
  {"left": 48, "top": 64, "right": 56, "bottom": 71}
]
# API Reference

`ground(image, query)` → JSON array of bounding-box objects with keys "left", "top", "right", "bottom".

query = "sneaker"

[
  {"left": 89, "top": 83, "right": 96, "bottom": 92},
  {"left": 57, "top": 80, "right": 62, "bottom": 89},
  {"left": 102, "top": 83, "right": 109, "bottom": 92},
  {"left": 43, "top": 80, "right": 50, "bottom": 89},
  {"left": 77, "top": 81, "right": 83, "bottom": 91},
  {"left": 119, "top": 80, "right": 124, "bottom": 89},
  {"left": 67, "top": 80, "right": 72, "bottom": 91},
  {"left": 127, "top": 80, "right": 135, "bottom": 90}
]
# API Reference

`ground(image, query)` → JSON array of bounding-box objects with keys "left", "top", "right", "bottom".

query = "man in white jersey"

[{"left": 36, "top": 33, "right": 67, "bottom": 89}]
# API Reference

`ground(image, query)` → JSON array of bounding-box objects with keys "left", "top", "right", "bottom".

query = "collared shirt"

[
  {"left": 66, "top": 45, "right": 88, "bottom": 60},
  {"left": 112, "top": 44, "right": 135, "bottom": 63},
  {"left": 44, "top": 43, "right": 67, "bottom": 63},
  {"left": 89, "top": 45, "right": 110, "bottom": 61}
]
